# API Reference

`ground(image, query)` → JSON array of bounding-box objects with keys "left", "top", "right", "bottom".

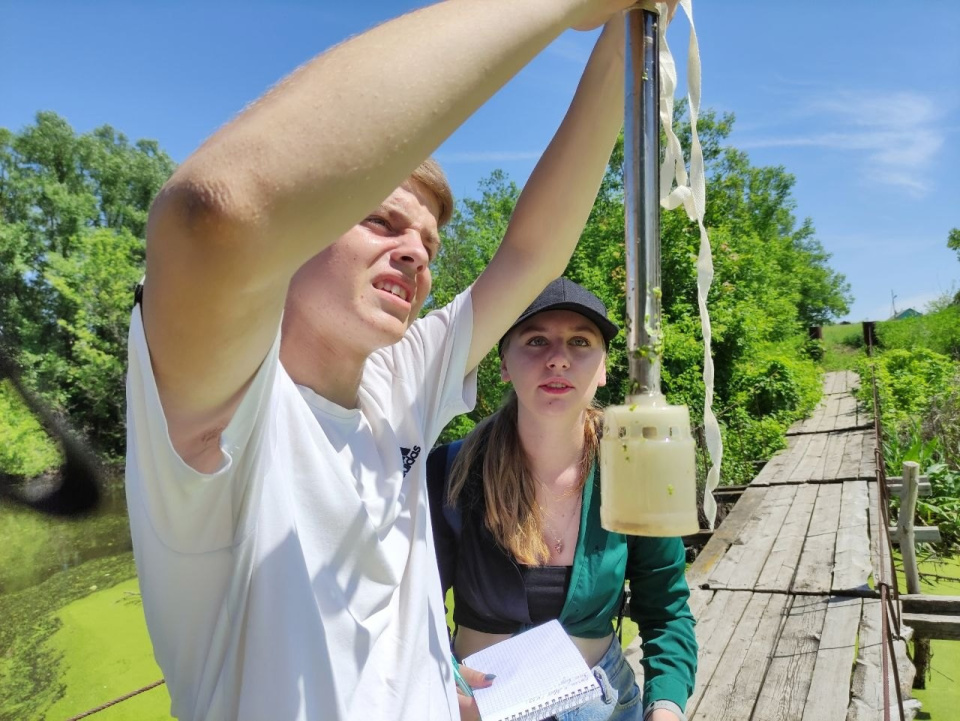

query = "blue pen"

[{"left": 451, "top": 654, "right": 474, "bottom": 697}]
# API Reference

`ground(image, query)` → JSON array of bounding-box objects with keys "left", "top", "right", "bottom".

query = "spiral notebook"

[{"left": 462, "top": 619, "right": 602, "bottom": 721}]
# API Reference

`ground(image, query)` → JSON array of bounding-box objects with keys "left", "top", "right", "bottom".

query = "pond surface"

[{"left": 0, "top": 479, "right": 133, "bottom": 596}]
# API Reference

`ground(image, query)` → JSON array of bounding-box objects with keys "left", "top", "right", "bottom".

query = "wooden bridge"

[{"left": 626, "top": 371, "right": 915, "bottom": 720}]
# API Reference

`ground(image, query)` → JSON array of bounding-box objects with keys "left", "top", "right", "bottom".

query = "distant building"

[{"left": 892, "top": 308, "right": 922, "bottom": 320}]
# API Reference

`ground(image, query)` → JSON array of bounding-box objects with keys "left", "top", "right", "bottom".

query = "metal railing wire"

[
  {"left": 869, "top": 347, "right": 907, "bottom": 721},
  {"left": 64, "top": 679, "right": 166, "bottom": 721}
]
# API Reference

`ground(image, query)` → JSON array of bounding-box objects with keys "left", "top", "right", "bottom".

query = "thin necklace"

[
  {"left": 540, "top": 494, "right": 582, "bottom": 555},
  {"left": 536, "top": 478, "right": 582, "bottom": 502},
  {"left": 534, "top": 456, "right": 587, "bottom": 555}
]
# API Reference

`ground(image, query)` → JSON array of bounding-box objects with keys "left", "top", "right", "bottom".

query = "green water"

[
  {"left": 899, "top": 555, "right": 960, "bottom": 721},
  {"left": 0, "top": 489, "right": 174, "bottom": 720},
  {"left": 0, "top": 491, "right": 131, "bottom": 595}
]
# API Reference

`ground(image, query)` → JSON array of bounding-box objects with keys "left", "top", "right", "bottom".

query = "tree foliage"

[
  {"left": 0, "top": 381, "right": 61, "bottom": 477},
  {"left": 1, "top": 106, "right": 852, "bottom": 483},
  {"left": 948, "top": 227, "right": 960, "bottom": 261},
  {"left": 430, "top": 106, "right": 850, "bottom": 484},
  {"left": 1, "top": 112, "right": 175, "bottom": 458}
]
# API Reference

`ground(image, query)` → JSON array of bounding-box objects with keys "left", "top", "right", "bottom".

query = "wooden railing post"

[
  {"left": 862, "top": 321, "right": 877, "bottom": 355},
  {"left": 899, "top": 462, "right": 920, "bottom": 590},
  {"left": 897, "top": 461, "right": 929, "bottom": 687}
]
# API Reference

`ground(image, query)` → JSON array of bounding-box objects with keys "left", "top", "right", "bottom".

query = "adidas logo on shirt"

[{"left": 400, "top": 445, "right": 421, "bottom": 477}]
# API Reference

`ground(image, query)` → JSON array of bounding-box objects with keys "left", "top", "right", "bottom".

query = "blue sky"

[{"left": 2, "top": 1, "right": 958, "bottom": 322}]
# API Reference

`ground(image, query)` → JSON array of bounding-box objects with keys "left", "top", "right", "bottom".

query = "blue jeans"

[{"left": 555, "top": 636, "right": 642, "bottom": 721}]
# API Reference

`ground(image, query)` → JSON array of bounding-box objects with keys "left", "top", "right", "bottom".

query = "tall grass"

[{"left": 820, "top": 323, "right": 864, "bottom": 371}]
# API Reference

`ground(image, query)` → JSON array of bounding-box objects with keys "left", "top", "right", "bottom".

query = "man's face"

[{"left": 287, "top": 180, "right": 441, "bottom": 353}]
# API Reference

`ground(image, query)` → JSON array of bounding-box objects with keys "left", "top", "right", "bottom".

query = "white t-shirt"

[{"left": 125, "top": 291, "right": 477, "bottom": 721}]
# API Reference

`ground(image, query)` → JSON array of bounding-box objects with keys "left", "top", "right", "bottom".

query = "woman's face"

[{"left": 500, "top": 309, "right": 607, "bottom": 419}]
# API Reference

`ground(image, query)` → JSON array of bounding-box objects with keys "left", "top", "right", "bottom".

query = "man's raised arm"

[
  {"left": 141, "top": 0, "right": 636, "bottom": 462},
  {"left": 468, "top": 15, "right": 627, "bottom": 370}
]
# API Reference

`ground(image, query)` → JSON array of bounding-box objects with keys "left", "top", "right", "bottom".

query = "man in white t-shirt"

[{"left": 125, "top": 2, "right": 635, "bottom": 719}]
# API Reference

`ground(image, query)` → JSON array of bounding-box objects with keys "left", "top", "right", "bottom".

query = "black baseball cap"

[{"left": 498, "top": 278, "right": 620, "bottom": 354}]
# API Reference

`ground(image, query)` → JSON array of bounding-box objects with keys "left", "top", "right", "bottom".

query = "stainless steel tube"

[{"left": 623, "top": 8, "right": 661, "bottom": 397}]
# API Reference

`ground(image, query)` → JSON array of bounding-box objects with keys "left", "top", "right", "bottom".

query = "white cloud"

[{"left": 736, "top": 89, "right": 947, "bottom": 195}]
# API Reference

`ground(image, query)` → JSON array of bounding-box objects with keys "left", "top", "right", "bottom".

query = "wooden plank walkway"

[
  {"left": 624, "top": 371, "right": 907, "bottom": 720},
  {"left": 786, "top": 371, "right": 869, "bottom": 436},
  {"left": 751, "top": 431, "right": 875, "bottom": 486}
]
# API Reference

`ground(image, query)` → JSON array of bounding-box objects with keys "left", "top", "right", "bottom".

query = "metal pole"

[{"left": 624, "top": 8, "right": 661, "bottom": 397}]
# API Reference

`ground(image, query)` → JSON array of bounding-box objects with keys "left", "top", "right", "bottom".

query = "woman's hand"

[{"left": 456, "top": 664, "right": 495, "bottom": 721}]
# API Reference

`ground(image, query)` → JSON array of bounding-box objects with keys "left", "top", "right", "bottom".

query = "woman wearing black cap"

[{"left": 427, "top": 278, "right": 697, "bottom": 721}]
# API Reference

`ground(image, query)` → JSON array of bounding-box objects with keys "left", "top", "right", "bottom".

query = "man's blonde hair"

[{"left": 410, "top": 157, "right": 454, "bottom": 228}]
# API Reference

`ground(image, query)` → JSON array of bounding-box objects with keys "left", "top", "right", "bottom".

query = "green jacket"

[{"left": 427, "top": 442, "right": 698, "bottom": 711}]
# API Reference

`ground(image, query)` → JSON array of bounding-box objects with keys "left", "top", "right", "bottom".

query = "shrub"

[
  {"left": 876, "top": 306, "right": 960, "bottom": 360},
  {"left": 860, "top": 349, "right": 960, "bottom": 552},
  {"left": 0, "top": 382, "right": 61, "bottom": 478},
  {"left": 804, "top": 337, "right": 825, "bottom": 362},
  {"left": 730, "top": 342, "right": 822, "bottom": 421},
  {"left": 924, "top": 373, "right": 960, "bottom": 470},
  {"left": 717, "top": 407, "right": 788, "bottom": 486},
  {"left": 917, "top": 463, "right": 960, "bottom": 550},
  {"left": 858, "top": 348, "right": 956, "bottom": 426}
]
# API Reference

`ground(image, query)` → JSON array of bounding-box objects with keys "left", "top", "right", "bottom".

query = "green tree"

[
  {"left": 948, "top": 227, "right": 960, "bottom": 261},
  {"left": 0, "top": 112, "right": 175, "bottom": 460},
  {"left": 427, "top": 171, "right": 521, "bottom": 439},
  {"left": 42, "top": 228, "right": 146, "bottom": 452},
  {"left": 429, "top": 105, "right": 846, "bottom": 483}
]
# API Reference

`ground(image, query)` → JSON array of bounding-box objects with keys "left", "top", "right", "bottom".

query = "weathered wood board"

[
  {"left": 690, "top": 482, "right": 873, "bottom": 594},
  {"left": 788, "top": 391, "right": 871, "bottom": 435},
  {"left": 628, "top": 590, "right": 890, "bottom": 720},
  {"left": 752, "top": 430, "right": 876, "bottom": 485},
  {"left": 823, "top": 370, "right": 860, "bottom": 396}
]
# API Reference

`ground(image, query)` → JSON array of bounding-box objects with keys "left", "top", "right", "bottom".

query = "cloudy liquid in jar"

[{"left": 599, "top": 399, "right": 700, "bottom": 537}]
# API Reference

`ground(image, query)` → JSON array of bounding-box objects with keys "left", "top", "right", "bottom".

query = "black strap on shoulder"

[
  {"left": 427, "top": 439, "right": 466, "bottom": 539},
  {"left": 444, "top": 439, "right": 463, "bottom": 480},
  {"left": 442, "top": 439, "right": 464, "bottom": 537}
]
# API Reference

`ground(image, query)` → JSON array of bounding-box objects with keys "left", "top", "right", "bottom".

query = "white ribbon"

[{"left": 657, "top": 0, "right": 723, "bottom": 529}]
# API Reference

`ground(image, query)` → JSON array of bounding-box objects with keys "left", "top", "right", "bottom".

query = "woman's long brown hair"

[{"left": 447, "top": 389, "right": 604, "bottom": 565}]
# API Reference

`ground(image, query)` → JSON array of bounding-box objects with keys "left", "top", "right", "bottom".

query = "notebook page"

[{"left": 463, "top": 620, "right": 600, "bottom": 721}]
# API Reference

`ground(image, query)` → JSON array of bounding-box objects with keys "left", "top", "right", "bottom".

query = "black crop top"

[
  {"left": 426, "top": 440, "right": 582, "bottom": 635},
  {"left": 451, "top": 563, "right": 573, "bottom": 634},
  {"left": 521, "top": 565, "right": 573, "bottom": 625}
]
